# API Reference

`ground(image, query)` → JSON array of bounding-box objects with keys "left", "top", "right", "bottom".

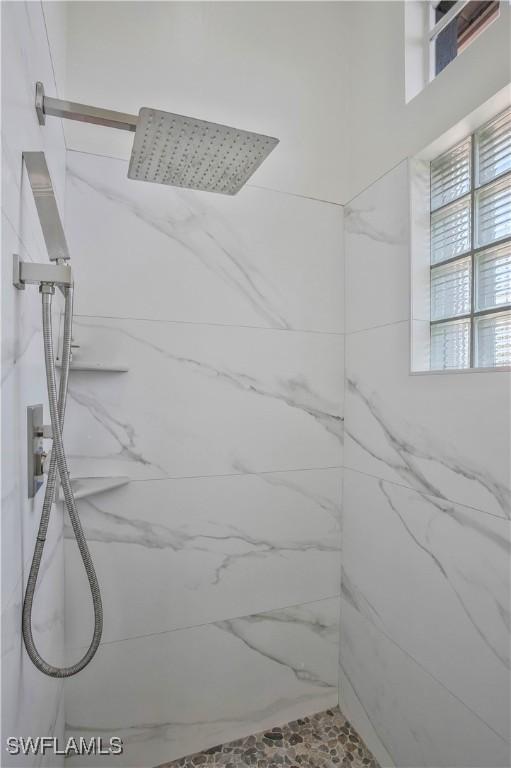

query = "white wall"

[
  {"left": 62, "top": 0, "right": 510, "bottom": 205},
  {"left": 60, "top": 1, "right": 349, "bottom": 203},
  {"left": 340, "top": 6, "right": 510, "bottom": 765},
  {"left": 341, "top": 157, "right": 510, "bottom": 768},
  {"left": 61, "top": 150, "right": 344, "bottom": 767},
  {"left": 1, "top": 2, "right": 68, "bottom": 763},
  {"left": 344, "top": 0, "right": 511, "bottom": 201}
]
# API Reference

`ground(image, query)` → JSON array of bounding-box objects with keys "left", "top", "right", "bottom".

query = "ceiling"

[{"left": 58, "top": 1, "right": 349, "bottom": 204}]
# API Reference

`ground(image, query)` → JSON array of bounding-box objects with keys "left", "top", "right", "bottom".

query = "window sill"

[{"left": 410, "top": 365, "right": 511, "bottom": 376}]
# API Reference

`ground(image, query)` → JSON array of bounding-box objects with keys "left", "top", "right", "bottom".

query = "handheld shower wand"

[{"left": 22, "top": 283, "right": 103, "bottom": 677}]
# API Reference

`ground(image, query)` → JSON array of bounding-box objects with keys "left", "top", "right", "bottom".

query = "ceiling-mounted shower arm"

[{"left": 35, "top": 81, "right": 137, "bottom": 132}]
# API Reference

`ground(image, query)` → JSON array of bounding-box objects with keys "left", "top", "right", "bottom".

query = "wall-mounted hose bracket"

[{"left": 13, "top": 254, "right": 72, "bottom": 292}]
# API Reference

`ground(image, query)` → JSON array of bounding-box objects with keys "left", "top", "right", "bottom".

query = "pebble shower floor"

[{"left": 161, "top": 707, "right": 379, "bottom": 767}]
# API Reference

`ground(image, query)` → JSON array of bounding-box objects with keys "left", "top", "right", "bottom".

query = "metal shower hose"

[{"left": 22, "top": 283, "right": 103, "bottom": 676}]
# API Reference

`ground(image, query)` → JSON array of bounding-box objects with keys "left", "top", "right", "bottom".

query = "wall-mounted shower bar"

[
  {"left": 23, "top": 151, "right": 70, "bottom": 262},
  {"left": 35, "top": 81, "right": 137, "bottom": 132}
]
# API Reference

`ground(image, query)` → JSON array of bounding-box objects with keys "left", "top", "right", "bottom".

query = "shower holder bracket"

[
  {"left": 13, "top": 254, "right": 72, "bottom": 291},
  {"left": 27, "top": 404, "right": 52, "bottom": 498},
  {"left": 35, "top": 81, "right": 45, "bottom": 126}
]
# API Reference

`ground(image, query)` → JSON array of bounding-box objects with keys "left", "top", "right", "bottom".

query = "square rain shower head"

[{"left": 128, "top": 108, "right": 279, "bottom": 195}]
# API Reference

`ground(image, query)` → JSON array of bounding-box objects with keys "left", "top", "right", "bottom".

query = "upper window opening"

[
  {"left": 431, "top": 1, "right": 500, "bottom": 77},
  {"left": 429, "top": 106, "right": 511, "bottom": 370}
]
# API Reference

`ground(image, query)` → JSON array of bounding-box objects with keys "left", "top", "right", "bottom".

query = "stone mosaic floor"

[{"left": 161, "top": 707, "right": 379, "bottom": 767}]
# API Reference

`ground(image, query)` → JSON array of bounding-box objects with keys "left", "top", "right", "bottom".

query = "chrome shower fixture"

[
  {"left": 16, "top": 151, "right": 103, "bottom": 677},
  {"left": 35, "top": 82, "right": 279, "bottom": 195}
]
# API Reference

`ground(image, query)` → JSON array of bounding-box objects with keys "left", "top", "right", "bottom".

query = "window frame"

[
  {"left": 429, "top": 112, "right": 511, "bottom": 369},
  {"left": 428, "top": 0, "right": 501, "bottom": 81}
]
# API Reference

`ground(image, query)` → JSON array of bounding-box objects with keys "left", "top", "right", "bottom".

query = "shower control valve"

[
  {"left": 34, "top": 424, "right": 53, "bottom": 439},
  {"left": 27, "top": 405, "right": 52, "bottom": 498}
]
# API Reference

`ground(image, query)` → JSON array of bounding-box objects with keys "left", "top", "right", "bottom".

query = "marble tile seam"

[
  {"left": 70, "top": 312, "right": 346, "bottom": 338},
  {"left": 339, "top": 598, "right": 510, "bottom": 745},
  {"left": 344, "top": 318, "right": 409, "bottom": 338},
  {"left": 346, "top": 313, "right": 511, "bottom": 361},
  {"left": 64, "top": 593, "right": 342, "bottom": 652},
  {"left": 344, "top": 158, "right": 409, "bottom": 208},
  {"left": 248, "top": 182, "right": 344, "bottom": 208},
  {"left": 64, "top": 149, "right": 346, "bottom": 208},
  {"left": 40, "top": 1, "right": 67, "bottom": 106},
  {"left": 339, "top": 663, "right": 396, "bottom": 767},
  {"left": 341, "top": 463, "right": 509, "bottom": 523},
  {"left": 82, "top": 465, "right": 344, "bottom": 486}
]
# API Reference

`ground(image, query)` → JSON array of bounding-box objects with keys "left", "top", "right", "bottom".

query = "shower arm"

[
  {"left": 35, "top": 81, "right": 137, "bottom": 132},
  {"left": 35, "top": 80, "right": 279, "bottom": 195}
]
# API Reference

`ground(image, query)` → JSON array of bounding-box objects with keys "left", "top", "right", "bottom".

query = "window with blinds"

[{"left": 429, "top": 106, "right": 511, "bottom": 369}]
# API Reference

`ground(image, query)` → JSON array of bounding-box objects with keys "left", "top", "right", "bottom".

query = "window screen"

[{"left": 430, "top": 107, "right": 511, "bottom": 369}]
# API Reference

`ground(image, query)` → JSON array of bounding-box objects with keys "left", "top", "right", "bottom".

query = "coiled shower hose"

[{"left": 22, "top": 283, "right": 103, "bottom": 676}]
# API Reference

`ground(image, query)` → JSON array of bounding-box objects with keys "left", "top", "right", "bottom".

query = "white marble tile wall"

[
  {"left": 65, "top": 597, "right": 340, "bottom": 768},
  {"left": 63, "top": 316, "right": 343, "bottom": 482},
  {"left": 341, "top": 160, "right": 511, "bottom": 767},
  {"left": 1, "top": 1, "right": 67, "bottom": 764},
  {"left": 65, "top": 469, "right": 341, "bottom": 647},
  {"left": 65, "top": 151, "right": 344, "bottom": 334},
  {"left": 344, "top": 161, "right": 409, "bottom": 335},
  {"left": 62, "top": 151, "right": 344, "bottom": 765}
]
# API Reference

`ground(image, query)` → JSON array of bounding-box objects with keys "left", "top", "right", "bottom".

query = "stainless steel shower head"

[
  {"left": 35, "top": 82, "right": 279, "bottom": 195},
  {"left": 128, "top": 108, "right": 279, "bottom": 195}
]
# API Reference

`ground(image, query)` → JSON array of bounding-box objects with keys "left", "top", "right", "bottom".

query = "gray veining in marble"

[
  {"left": 232, "top": 462, "right": 341, "bottom": 521},
  {"left": 68, "top": 166, "right": 291, "bottom": 331},
  {"left": 65, "top": 151, "right": 344, "bottom": 334},
  {"left": 64, "top": 598, "right": 340, "bottom": 767},
  {"left": 346, "top": 377, "right": 510, "bottom": 519},
  {"left": 72, "top": 320, "right": 344, "bottom": 444},
  {"left": 344, "top": 206, "right": 407, "bottom": 246}
]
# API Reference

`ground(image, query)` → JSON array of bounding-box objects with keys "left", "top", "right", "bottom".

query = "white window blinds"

[
  {"left": 475, "top": 108, "right": 511, "bottom": 186},
  {"left": 430, "top": 107, "right": 511, "bottom": 369}
]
